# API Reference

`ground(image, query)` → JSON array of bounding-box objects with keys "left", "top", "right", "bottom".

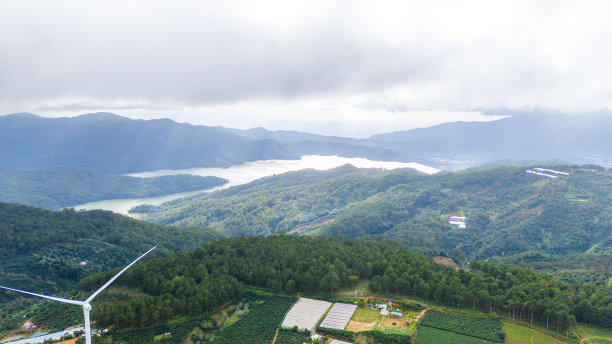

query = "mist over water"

[{"left": 72, "top": 155, "right": 439, "bottom": 215}]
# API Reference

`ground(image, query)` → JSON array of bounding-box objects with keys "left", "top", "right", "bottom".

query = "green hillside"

[
  {"left": 79, "top": 236, "right": 610, "bottom": 332},
  {"left": 0, "top": 202, "right": 223, "bottom": 335},
  {"left": 0, "top": 165, "right": 227, "bottom": 209},
  {"left": 141, "top": 165, "right": 612, "bottom": 267}
]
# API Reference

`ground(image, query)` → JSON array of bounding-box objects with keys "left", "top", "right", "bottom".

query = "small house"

[{"left": 23, "top": 320, "right": 38, "bottom": 329}]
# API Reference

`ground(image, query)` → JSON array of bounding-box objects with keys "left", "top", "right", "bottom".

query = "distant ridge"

[
  {"left": 0, "top": 113, "right": 295, "bottom": 173},
  {"left": 0, "top": 112, "right": 417, "bottom": 173},
  {"left": 365, "top": 114, "right": 612, "bottom": 169},
  {"left": 1, "top": 112, "right": 610, "bottom": 173}
]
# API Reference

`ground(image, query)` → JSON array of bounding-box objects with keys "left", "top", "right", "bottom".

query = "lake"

[{"left": 72, "top": 155, "right": 440, "bottom": 215}]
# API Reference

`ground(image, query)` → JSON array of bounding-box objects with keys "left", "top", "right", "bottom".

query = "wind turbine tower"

[{"left": 0, "top": 246, "right": 156, "bottom": 344}]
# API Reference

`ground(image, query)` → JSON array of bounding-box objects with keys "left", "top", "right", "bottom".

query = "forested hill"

[
  {"left": 0, "top": 113, "right": 293, "bottom": 173},
  {"left": 365, "top": 114, "right": 612, "bottom": 169},
  {"left": 0, "top": 165, "right": 227, "bottom": 209},
  {"left": 82, "top": 236, "right": 611, "bottom": 330},
  {"left": 0, "top": 113, "right": 403, "bottom": 173},
  {"left": 0, "top": 203, "right": 222, "bottom": 294},
  {"left": 141, "top": 165, "right": 612, "bottom": 266}
]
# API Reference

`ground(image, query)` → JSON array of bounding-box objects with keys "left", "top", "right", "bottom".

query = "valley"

[{"left": 71, "top": 155, "right": 439, "bottom": 215}]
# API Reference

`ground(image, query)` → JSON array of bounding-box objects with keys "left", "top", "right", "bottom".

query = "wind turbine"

[{"left": 0, "top": 246, "right": 156, "bottom": 344}]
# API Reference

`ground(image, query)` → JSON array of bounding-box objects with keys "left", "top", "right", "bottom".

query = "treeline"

[
  {"left": 82, "top": 236, "right": 611, "bottom": 330},
  {"left": 0, "top": 165, "right": 227, "bottom": 209},
  {"left": 470, "top": 261, "right": 611, "bottom": 329}
]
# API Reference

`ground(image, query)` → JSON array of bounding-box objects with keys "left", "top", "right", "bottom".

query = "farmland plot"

[
  {"left": 503, "top": 322, "right": 572, "bottom": 344},
  {"left": 213, "top": 296, "right": 295, "bottom": 344},
  {"left": 416, "top": 326, "right": 494, "bottom": 344},
  {"left": 320, "top": 303, "right": 358, "bottom": 330},
  {"left": 281, "top": 298, "right": 332, "bottom": 331},
  {"left": 420, "top": 309, "right": 504, "bottom": 342}
]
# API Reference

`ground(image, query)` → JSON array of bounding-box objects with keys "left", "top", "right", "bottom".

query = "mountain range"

[{"left": 1, "top": 112, "right": 611, "bottom": 174}]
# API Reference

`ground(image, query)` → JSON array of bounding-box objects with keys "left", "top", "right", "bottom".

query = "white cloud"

[{"left": 1, "top": 0, "right": 611, "bottom": 135}]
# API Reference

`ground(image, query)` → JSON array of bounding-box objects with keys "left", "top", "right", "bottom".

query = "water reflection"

[{"left": 72, "top": 155, "right": 439, "bottom": 215}]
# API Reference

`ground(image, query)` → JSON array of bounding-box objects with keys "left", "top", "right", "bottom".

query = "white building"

[{"left": 448, "top": 215, "right": 466, "bottom": 229}]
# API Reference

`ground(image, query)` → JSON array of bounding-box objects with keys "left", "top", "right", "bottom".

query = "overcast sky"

[{"left": 1, "top": 0, "right": 611, "bottom": 137}]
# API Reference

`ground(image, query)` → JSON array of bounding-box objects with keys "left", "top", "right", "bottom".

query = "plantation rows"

[
  {"left": 415, "top": 326, "right": 495, "bottom": 344},
  {"left": 419, "top": 310, "right": 504, "bottom": 342},
  {"left": 317, "top": 326, "right": 412, "bottom": 344},
  {"left": 211, "top": 295, "right": 296, "bottom": 344},
  {"left": 275, "top": 328, "right": 310, "bottom": 344},
  {"left": 110, "top": 320, "right": 199, "bottom": 344}
]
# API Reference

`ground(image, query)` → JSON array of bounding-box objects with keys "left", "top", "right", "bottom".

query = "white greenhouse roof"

[
  {"left": 319, "top": 302, "right": 358, "bottom": 330},
  {"left": 281, "top": 297, "right": 332, "bottom": 331},
  {"left": 330, "top": 340, "right": 353, "bottom": 344}
]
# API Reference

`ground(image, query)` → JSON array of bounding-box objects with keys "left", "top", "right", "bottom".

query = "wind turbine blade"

[
  {"left": 0, "top": 285, "right": 84, "bottom": 306},
  {"left": 85, "top": 246, "right": 156, "bottom": 303}
]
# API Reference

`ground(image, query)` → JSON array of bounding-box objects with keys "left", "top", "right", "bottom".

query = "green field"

[
  {"left": 275, "top": 328, "right": 310, "bottom": 344},
  {"left": 111, "top": 320, "right": 199, "bottom": 344},
  {"left": 416, "top": 326, "right": 496, "bottom": 344},
  {"left": 352, "top": 308, "right": 380, "bottom": 322},
  {"left": 419, "top": 309, "right": 504, "bottom": 342},
  {"left": 502, "top": 322, "right": 571, "bottom": 344},
  {"left": 577, "top": 323, "right": 612, "bottom": 344},
  {"left": 211, "top": 295, "right": 295, "bottom": 344}
]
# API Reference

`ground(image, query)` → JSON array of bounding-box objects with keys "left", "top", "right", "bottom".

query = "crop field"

[
  {"left": 577, "top": 323, "right": 612, "bottom": 344},
  {"left": 419, "top": 309, "right": 504, "bottom": 342},
  {"left": 111, "top": 320, "right": 199, "bottom": 344},
  {"left": 416, "top": 326, "right": 495, "bottom": 344},
  {"left": 502, "top": 322, "right": 571, "bottom": 344},
  {"left": 212, "top": 296, "right": 296, "bottom": 344},
  {"left": 275, "top": 328, "right": 310, "bottom": 344}
]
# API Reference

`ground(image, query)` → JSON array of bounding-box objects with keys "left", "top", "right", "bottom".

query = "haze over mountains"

[{"left": 1, "top": 113, "right": 610, "bottom": 174}]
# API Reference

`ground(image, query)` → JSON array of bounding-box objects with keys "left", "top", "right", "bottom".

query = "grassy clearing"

[
  {"left": 503, "top": 322, "right": 570, "bottom": 344},
  {"left": 352, "top": 308, "right": 380, "bottom": 322},
  {"left": 379, "top": 317, "right": 413, "bottom": 335},
  {"left": 577, "top": 323, "right": 612, "bottom": 344}
]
